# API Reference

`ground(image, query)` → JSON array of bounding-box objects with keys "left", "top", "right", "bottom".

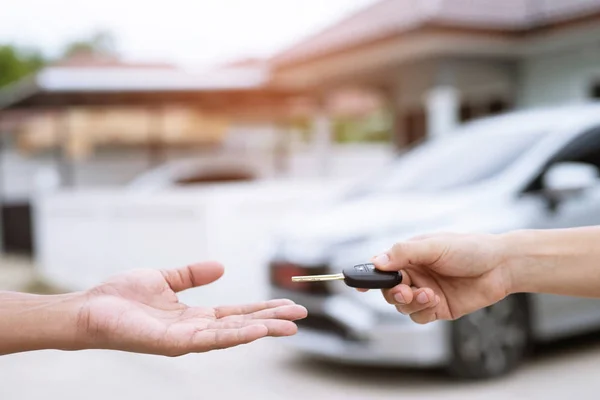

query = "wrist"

[
  {"left": 499, "top": 226, "right": 600, "bottom": 298},
  {"left": 0, "top": 290, "right": 90, "bottom": 354},
  {"left": 496, "top": 230, "right": 538, "bottom": 295},
  {"left": 497, "top": 229, "right": 563, "bottom": 295}
]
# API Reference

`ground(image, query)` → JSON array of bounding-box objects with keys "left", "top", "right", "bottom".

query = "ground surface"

[{"left": 1, "top": 256, "right": 599, "bottom": 400}]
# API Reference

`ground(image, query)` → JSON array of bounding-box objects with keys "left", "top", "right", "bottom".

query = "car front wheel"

[{"left": 446, "top": 294, "right": 531, "bottom": 380}]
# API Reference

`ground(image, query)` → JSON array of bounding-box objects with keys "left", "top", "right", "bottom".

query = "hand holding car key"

[{"left": 291, "top": 263, "right": 402, "bottom": 289}]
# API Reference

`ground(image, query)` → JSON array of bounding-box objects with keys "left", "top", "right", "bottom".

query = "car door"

[{"left": 523, "top": 126, "right": 600, "bottom": 338}]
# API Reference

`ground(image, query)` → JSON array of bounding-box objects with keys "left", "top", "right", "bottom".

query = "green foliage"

[
  {"left": 333, "top": 108, "right": 392, "bottom": 143},
  {"left": 288, "top": 116, "right": 313, "bottom": 143},
  {"left": 287, "top": 109, "right": 392, "bottom": 145},
  {"left": 61, "top": 30, "right": 118, "bottom": 59},
  {"left": 0, "top": 45, "right": 46, "bottom": 88},
  {"left": 0, "top": 30, "right": 119, "bottom": 89}
]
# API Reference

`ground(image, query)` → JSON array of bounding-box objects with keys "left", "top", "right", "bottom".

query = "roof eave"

[
  {"left": 0, "top": 74, "right": 42, "bottom": 111},
  {"left": 270, "top": 9, "right": 600, "bottom": 71}
]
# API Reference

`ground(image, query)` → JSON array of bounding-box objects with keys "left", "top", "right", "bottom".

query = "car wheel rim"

[{"left": 455, "top": 296, "right": 528, "bottom": 375}]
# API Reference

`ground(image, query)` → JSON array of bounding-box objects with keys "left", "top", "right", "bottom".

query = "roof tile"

[{"left": 271, "top": 0, "right": 600, "bottom": 66}]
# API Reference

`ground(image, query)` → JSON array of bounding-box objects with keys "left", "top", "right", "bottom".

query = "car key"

[{"left": 291, "top": 263, "right": 402, "bottom": 289}]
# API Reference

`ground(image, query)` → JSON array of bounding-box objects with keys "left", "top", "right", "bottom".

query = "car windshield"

[{"left": 355, "top": 126, "right": 545, "bottom": 194}]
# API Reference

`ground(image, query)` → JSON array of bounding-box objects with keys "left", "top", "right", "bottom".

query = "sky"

[{"left": 0, "top": 0, "right": 377, "bottom": 69}]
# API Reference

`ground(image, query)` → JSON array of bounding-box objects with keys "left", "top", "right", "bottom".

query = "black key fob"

[{"left": 342, "top": 263, "right": 402, "bottom": 289}]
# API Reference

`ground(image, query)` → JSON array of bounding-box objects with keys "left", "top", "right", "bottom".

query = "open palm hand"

[{"left": 76, "top": 262, "right": 307, "bottom": 356}]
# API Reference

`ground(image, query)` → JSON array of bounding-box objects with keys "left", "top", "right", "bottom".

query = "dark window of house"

[
  {"left": 460, "top": 103, "right": 474, "bottom": 122},
  {"left": 489, "top": 98, "right": 509, "bottom": 114},
  {"left": 403, "top": 108, "right": 426, "bottom": 145},
  {"left": 590, "top": 82, "right": 600, "bottom": 99},
  {"left": 460, "top": 97, "right": 511, "bottom": 123},
  {"left": 175, "top": 168, "right": 255, "bottom": 185}
]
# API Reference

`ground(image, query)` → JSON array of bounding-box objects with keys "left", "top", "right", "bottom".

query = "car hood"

[{"left": 276, "top": 191, "right": 481, "bottom": 245}]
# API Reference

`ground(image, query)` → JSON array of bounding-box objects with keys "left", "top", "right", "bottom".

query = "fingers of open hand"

[
  {"left": 214, "top": 299, "right": 299, "bottom": 318},
  {"left": 195, "top": 310, "right": 304, "bottom": 352},
  {"left": 217, "top": 303, "right": 308, "bottom": 323},
  {"left": 182, "top": 301, "right": 307, "bottom": 354},
  {"left": 161, "top": 261, "right": 225, "bottom": 292},
  {"left": 209, "top": 301, "right": 307, "bottom": 338},
  {"left": 209, "top": 317, "right": 299, "bottom": 336},
  {"left": 242, "top": 304, "right": 308, "bottom": 321},
  {"left": 194, "top": 325, "right": 270, "bottom": 352}
]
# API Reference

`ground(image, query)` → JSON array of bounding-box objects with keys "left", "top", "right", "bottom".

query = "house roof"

[
  {"left": 25, "top": 65, "right": 268, "bottom": 93},
  {"left": 0, "top": 57, "right": 275, "bottom": 110},
  {"left": 270, "top": 0, "right": 600, "bottom": 67},
  {"left": 49, "top": 52, "right": 177, "bottom": 69}
]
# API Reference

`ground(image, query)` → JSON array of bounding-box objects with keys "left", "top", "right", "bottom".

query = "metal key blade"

[{"left": 291, "top": 273, "right": 344, "bottom": 282}]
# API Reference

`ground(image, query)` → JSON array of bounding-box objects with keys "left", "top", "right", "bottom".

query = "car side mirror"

[{"left": 542, "top": 162, "right": 599, "bottom": 200}]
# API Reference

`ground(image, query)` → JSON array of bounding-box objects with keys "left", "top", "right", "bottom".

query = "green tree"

[
  {"left": 0, "top": 45, "right": 46, "bottom": 88},
  {"left": 0, "top": 30, "right": 119, "bottom": 89},
  {"left": 61, "top": 31, "right": 118, "bottom": 58},
  {"left": 332, "top": 108, "right": 392, "bottom": 143}
]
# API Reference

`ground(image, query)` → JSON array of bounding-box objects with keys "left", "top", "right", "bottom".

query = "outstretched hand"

[{"left": 76, "top": 262, "right": 307, "bottom": 356}]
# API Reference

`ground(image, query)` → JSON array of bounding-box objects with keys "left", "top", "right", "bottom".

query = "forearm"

[
  {"left": 0, "top": 291, "right": 86, "bottom": 355},
  {"left": 502, "top": 226, "right": 600, "bottom": 297}
]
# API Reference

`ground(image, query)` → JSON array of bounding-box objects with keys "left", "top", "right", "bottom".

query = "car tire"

[{"left": 446, "top": 294, "right": 531, "bottom": 380}]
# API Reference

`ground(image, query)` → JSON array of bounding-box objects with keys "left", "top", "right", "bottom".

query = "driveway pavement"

[
  {"left": 1, "top": 333, "right": 600, "bottom": 400},
  {"left": 1, "top": 256, "right": 600, "bottom": 399}
]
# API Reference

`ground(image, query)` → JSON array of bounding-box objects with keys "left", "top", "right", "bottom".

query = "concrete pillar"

[
  {"left": 273, "top": 120, "right": 290, "bottom": 176},
  {"left": 378, "top": 83, "right": 404, "bottom": 151},
  {"left": 0, "top": 129, "right": 5, "bottom": 255},
  {"left": 147, "top": 107, "right": 166, "bottom": 168},
  {"left": 312, "top": 104, "right": 332, "bottom": 176},
  {"left": 55, "top": 110, "right": 75, "bottom": 187},
  {"left": 425, "top": 61, "right": 460, "bottom": 139},
  {"left": 425, "top": 85, "right": 459, "bottom": 139}
]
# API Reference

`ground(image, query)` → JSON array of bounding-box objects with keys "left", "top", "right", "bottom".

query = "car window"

[
  {"left": 353, "top": 129, "right": 545, "bottom": 194},
  {"left": 554, "top": 128, "right": 600, "bottom": 168},
  {"left": 174, "top": 169, "right": 256, "bottom": 185},
  {"left": 523, "top": 126, "right": 600, "bottom": 193}
]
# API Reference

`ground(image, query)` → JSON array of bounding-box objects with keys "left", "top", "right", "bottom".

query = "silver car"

[{"left": 268, "top": 102, "right": 600, "bottom": 380}]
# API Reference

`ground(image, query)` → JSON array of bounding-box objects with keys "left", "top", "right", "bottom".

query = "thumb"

[
  {"left": 161, "top": 261, "right": 225, "bottom": 292},
  {"left": 372, "top": 239, "right": 446, "bottom": 271}
]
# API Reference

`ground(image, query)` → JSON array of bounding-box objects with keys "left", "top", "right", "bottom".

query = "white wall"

[
  {"left": 30, "top": 142, "right": 393, "bottom": 303},
  {"left": 518, "top": 44, "right": 600, "bottom": 108},
  {"left": 31, "top": 180, "right": 349, "bottom": 304},
  {"left": 393, "top": 59, "right": 515, "bottom": 109},
  {"left": 0, "top": 149, "right": 57, "bottom": 204},
  {"left": 0, "top": 140, "right": 393, "bottom": 203}
]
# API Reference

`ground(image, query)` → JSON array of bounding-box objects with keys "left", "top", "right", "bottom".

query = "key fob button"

[{"left": 342, "top": 264, "right": 402, "bottom": 289}]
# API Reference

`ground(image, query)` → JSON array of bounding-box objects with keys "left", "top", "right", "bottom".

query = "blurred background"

[{"left": 3, "top": 0, "right": 600, "bottom": 398}]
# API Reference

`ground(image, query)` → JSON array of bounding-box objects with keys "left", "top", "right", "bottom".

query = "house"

[
  {"left": 267, "top": 0, "right": 600, "bottom": 148},
  {"left": 0, "top": 54, "right": 303, "bottom": 254},
  {"left": 4, "top": 1, "right": 600, "bottom": 255}
]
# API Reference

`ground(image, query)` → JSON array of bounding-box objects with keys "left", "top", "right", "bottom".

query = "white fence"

[
  {"left": 31, "top": 180, "right": 351, "bottom": 304},
  {"left": 2, "top": 142, "right": 394, "bottom": 203},
  {"left": 29, "top": 143, "right": 394, "bottom": 304}
]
